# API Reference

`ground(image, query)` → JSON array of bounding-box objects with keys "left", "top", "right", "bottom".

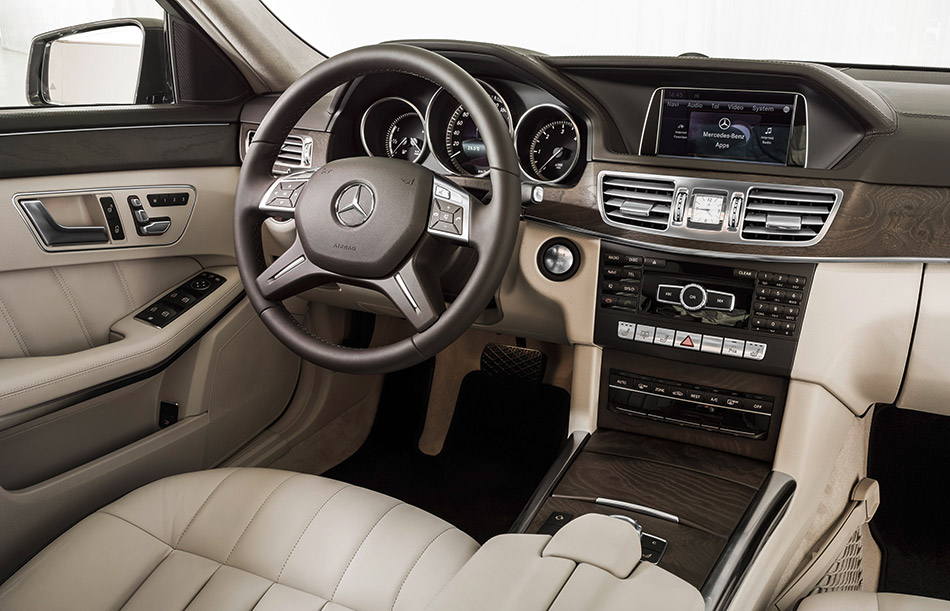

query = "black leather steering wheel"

[{"left": 234, "top": 44, "right": 521, "bottom": 374}]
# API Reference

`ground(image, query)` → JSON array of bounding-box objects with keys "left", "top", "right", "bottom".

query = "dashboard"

[{"left": 332, "top": 74, "right": 586, "bottom": 185}]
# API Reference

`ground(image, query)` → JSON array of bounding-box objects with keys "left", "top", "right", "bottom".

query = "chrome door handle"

[{"left": 20, "top": 199, "right": 109, "bottom": 246}]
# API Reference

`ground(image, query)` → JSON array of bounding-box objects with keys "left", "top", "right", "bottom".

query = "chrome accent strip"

[
  {"left": 0, "top": 123, "right": 228, "bottom": 137},
  {"left": 594, "top": 497, "right": 680, "bottom": 524},
  {"left": 272, "top": 256, "right": 305, "bottom": 281},
  {"left": 394, "top": 273, "right": 420, "bottom": 312},
  {"left": 610, "top": 514, "right": 644, "bottom": 537},
  {"left": 597, "top": 170, "right": 843, "bottom": 248},
  {"left": 359, "top": 96, "right": 427, "bottom": 163}
]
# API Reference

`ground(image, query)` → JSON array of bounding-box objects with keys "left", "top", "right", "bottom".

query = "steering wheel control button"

[
  {"left": 617, "top": 321, "right": 636, "bottom": 340},
  {"left": 674, "top": 331, "right": 701, "bottom": 350},
  {"left": 634, "top": 324, "right": 656, "bottom": 343},
  {"left": 700, "top": 335, "right": 724, "bottom": 354},
  {"left": 653, "top": 327, "right": 676, "bottom": 347},
  {"left": 722, "top": 338, "right": 745, "bottom": 357},
  {"left": 679, "top": 284, "right": 707, "bottom": 311},
  {"left": 743, "top": 341, "right": 767, "bottom": 360}
]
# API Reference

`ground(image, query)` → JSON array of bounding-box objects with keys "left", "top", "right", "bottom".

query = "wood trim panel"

[{"left": 523, "top": 162, "right": 950, "bottom": 259}]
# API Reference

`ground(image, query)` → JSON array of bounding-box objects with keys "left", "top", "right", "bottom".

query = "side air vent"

[
  {"left": 246, "top": 130, "right": 314, "bottom": 173},
  {"left": 741, "top": 187, "right": 841, "bottom": 243},
  {"left": 599, "top": 173, "right": 675, "bottom": 231}
]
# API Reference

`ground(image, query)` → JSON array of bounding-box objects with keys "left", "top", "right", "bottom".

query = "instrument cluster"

[{"left": 358, "top": 79, "right": 584, "bottom": 185}]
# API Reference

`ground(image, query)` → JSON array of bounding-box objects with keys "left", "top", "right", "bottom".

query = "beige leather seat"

[
  {"left": 800, "top": 592, "right": 950, "bottom": 611},
  {"left": 0, "top": 468, "right": 478, "bottom": 611}
]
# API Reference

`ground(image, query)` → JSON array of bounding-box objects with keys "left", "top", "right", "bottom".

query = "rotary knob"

[{"left": 680, "top": 283, "right": 707, "bottom": 311}]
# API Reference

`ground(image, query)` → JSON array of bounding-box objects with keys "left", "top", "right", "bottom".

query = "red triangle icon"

[{"left": 680, "top": 336, "right": 694, "bottom": 347}]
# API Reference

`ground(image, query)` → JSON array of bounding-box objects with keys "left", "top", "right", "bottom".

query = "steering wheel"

[{"left": 234, "top": 44, "right": 521, "bottom": 374}]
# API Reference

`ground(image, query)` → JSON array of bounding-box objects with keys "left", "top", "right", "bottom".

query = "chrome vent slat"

[
  {"left": 246, "top": 130, "right": 312, "bottom": 171},
  {"left": 745, "top": 202, "right": 832, "bottom": 215},
  {"left": 603, "top": 178, "right": 675, "bottom": 192},
  {"left": 598, "top": 172, "right": 674, "bottom": 231},
  {"left": 741, "top": 185, "right": 838, "bottom": 243}
]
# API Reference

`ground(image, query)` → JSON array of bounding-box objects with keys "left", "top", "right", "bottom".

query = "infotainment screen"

[{"left": 656, "top": 89, "right": 803, "bottom": 166}]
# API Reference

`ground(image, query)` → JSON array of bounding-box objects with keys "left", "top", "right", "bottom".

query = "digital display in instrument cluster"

[{"left": 656, "top": 89, "right": 803, "bottom": 166}]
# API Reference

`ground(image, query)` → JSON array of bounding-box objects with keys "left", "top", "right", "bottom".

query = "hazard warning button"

[{"left": 674, "top": 330, "right": 702, "bottom": 351}]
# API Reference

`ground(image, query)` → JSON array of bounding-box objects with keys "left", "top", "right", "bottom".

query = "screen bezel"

[{"left": 640, "top": 87, "right": 808, "bottom": 168}]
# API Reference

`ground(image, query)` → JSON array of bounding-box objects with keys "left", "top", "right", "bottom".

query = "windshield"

[{"left": 263, "top": 0, "right": 950, "bottom": 69}]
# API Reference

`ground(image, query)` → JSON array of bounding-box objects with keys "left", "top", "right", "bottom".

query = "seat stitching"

[
  {"left": 52, "top": 267, "right": 95, "bottom": 349},
  {"left": 116, "top": 547, "right": 173, "bottom": 611},
  {"left": 276, "top": 483, "right": 351, "bottom": 583},
  {"left": 175, "top": 470, "right": 241, "bottom": 548},
  {"left": 98, "top": 510, "right": 176, "bottom": 548},
  {"left": 181, "top": 563, "right": 224, "bottom": 610},
  {"left": 248, "top": 581, "right": 276, "bottom": 611},
  {"left": 224, "top": 473, "right": 298, "bottom": 565},
  {"left": 0, "top": 295, "right": 30, "bottom": 357},
  {"left": 329, "top": 501, "right": 404, "bottom": 602},
  {"left": 390, "top": 526, "right": 454, "bottom": 611}
]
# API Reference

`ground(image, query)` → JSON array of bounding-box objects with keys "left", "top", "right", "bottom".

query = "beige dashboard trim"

[{"left": 897, "top": 263, "right": 950, "bottom": 416}]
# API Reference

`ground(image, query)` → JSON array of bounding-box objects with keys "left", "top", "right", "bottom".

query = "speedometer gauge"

[
  {"left": 426, "top": 80, "right": 512, "bottom": 177},
  {"left": 514, "top": 104, "right": 582, "bottom": 184},
  {"left": 444, "top": 92, "right": 511, "bottom": 176}
]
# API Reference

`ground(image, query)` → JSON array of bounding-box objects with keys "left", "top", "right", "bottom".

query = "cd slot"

[{"left": 607, "top": 370, "right": 773, "bottom": 439}]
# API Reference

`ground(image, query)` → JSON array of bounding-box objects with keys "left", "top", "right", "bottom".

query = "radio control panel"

[{"left": 595, "top": 241, "right": 815, "bottom": 375}]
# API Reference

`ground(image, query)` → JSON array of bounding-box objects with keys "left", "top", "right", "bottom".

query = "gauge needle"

[
  {"left": 409, "top": 137, "right": 420, "bottom": 149},
  {"left": 393, "top": 137, "right": 408, "bottom": 151},
  {"left": 538, "top": 147, "right": 565, "bottom": 172}
]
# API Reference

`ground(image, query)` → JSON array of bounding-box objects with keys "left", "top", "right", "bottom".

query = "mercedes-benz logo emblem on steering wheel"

[{"left": 335, "top": 183, "right": 375, "bottom": 227}]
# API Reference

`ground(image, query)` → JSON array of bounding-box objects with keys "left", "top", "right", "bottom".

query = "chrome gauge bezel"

[
  {"left": 514, "top": 104, "right": 581, "bottom": 185},
  {"left": 424, "top": 79, "right": 513, "bottom": 178},
  {"left": 359, "top": 96, "right": 427, "bottom": 164}
]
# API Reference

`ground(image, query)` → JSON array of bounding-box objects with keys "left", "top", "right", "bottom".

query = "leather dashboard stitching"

[
  {"left": 390, "top": 526, "right": 455, "bottom": 610},
  {"left": 329, "top": 501, "right": 405, "bottom": 602},
  {"left": 276, "top": 482, "right": 351, "bottom": 582},
  {"left": 0, "top": 295, "right": 30, "bottom": 358},
  {"left": 0, "top": 272, "right": 241, "bottom": 401},
  {"left": 175, "top": 469, "right": 241, "bottom": 548},
  {"left": 223, "top": 472, "right": 298, "bottom": 565},
  {"left": 52, "top": 267, "right": 96, "bottom": 349}
]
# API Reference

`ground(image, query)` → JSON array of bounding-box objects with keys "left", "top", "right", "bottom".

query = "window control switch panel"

[{"left": 135, "top": 271, "right": 226, "bottom": 328}]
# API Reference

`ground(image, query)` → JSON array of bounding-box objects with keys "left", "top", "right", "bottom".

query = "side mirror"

[{"left": 26, "top": 18, "right": 171, "bottom": 106}]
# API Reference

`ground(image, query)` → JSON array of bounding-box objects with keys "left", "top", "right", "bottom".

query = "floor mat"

[
  {"left": 868, "top": 406, "right": 950, "bottom": 599},
  {"left": 325, "top": 364, "right": 570, "bottom": 542}
]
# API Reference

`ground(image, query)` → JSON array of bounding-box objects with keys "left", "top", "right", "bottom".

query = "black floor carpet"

[
  {"left": 325, "top": 361, "right": 570, "bottom": 542},
  {"left": 868, "top": 405, "right": 950, "bottom": 599}
]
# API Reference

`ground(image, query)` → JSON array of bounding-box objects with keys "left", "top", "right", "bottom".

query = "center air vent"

[
  {"left": 741, "top": 187, "right": 840, "bottom": 243},
  {"left": 599, "top": 174, "right": 674, "bottom": 231},
  {"left": 246, "top": 130, "right": 314, "bottom": 172}
]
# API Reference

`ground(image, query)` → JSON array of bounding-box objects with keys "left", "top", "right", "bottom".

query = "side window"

[{"left": 0, "top": 0, "right": 169, "bottom": 108}]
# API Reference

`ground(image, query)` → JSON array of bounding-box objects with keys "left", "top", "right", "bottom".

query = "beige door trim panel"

[
  {"left": 0, "top": 266, "right": 244, "bottom": 420},
  {"left": 14, "top": 185, "right": 197, "bottom": 252},
  {"left": 0, "top": 167, "right": 239, "bottom": 274}
]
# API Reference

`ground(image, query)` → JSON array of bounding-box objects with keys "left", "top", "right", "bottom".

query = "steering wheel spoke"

[
  {"left": 256, "top": 238, "right": 328, "bottom": 300},
  {"left": 258, "top": 170, "right": 315, "bottom": 218},
  {"left": 371, "top": 246, "right": 446, "bottom": 332}
]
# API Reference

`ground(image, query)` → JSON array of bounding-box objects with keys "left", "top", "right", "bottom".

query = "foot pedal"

[{"left": 480, "top": 342, "right": 547, "bottom": 383}]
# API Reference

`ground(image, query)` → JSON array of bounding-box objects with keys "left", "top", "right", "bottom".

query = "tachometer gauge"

[
  {"left": 515, "top": 105, "right": 582, "bottom": 184},
  {"left": 385, "top": 112, "right": 426, "bottom": 162},
  {"left": 426, "top": 81, "right": 512, "bottom": 177},
  {"left": 360, "top": 97, "right": 427, "bottom": 163}
]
